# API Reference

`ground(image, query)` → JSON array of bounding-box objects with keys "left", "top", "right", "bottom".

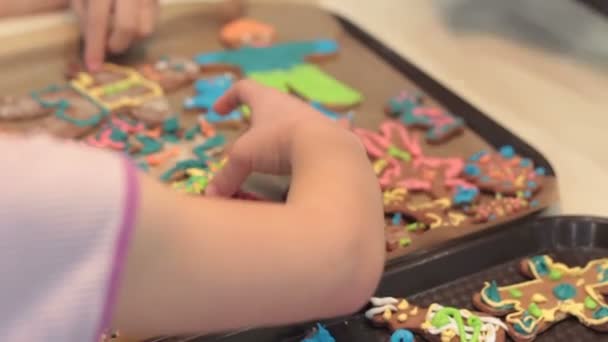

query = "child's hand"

[
  {"left": 206, "top": 80, "right": 337, "bottom": 197},
  {"left": 71, "top": 0, "right": 159, "bottom": 71}
]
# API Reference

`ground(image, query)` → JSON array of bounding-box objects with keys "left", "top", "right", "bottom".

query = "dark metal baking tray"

[{"left": 173, "top": 216, "right": 608, "bottom": 342}]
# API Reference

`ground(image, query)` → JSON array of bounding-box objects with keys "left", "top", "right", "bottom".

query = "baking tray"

[
  {"left": 0, "top": 2, "right": 558, "bottom": 261},
  {"left": 175, "top": 216, "right": 608, "bottom": 342}
]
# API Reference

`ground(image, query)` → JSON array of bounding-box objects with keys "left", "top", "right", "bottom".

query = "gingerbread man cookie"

[
  {"left": 464, "top": 195, "right": 532, "bottom": 224},
  {"left": 464, "top": 146, "right": 545, "bottom": 197},
  {"left": 220, "top": 17, "right": 276, "bottom": 48},
  {"left": 301, "top": 323, "right": 335, "bottom": 342},
  {"left": 366, "top": 297, "right": 507, "bottom": 342},
  {"left": 473, "top": 255, "right": 608, "bottom": 341},
  {"left": 195, "top": 38, "right": 362, "bottom": 109},
  {"left": 386, "top": 90, "right": 464, "bottom": 144},
  {"left": 137, "top": 56, "right": 200, "bottom": 92}
]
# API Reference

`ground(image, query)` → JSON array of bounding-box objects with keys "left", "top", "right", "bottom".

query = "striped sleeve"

[{"left": 0, "top": 134, "right": 139, "bottom": 342}]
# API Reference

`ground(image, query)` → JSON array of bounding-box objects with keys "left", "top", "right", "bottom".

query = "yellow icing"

[
  {"left": 71, "top": 63, "right": 164, "bottom": 111},
  {"left": 427, "top": 213, "right": 443, "bottom": 229},
  {"left": 410, "top": 307, "right": 419, "bottom": 316},
  {"left": 383, "top": 308, "right": 392, "bottom": 321},
  {"left": 532, "top": 293, "right": 548, "bottom": 303},
  {"left": 398, "top": 299, "right": 410, "bottom": 310},
  {"left": 383, "top": 188, "right": 407, "bottom": 206},
  {"left": 421, "top": 321, "right": 432, "bottom": 330},
  {"left": 441, "top": 329, "right": 456, "bottom": 342},
  {"left": 373, "top": 159, "right": 388, "bottom": 175},
  {"left": 577, "top": 278, "right": 585, "bottom": 286},
  {"left": 448, "top": 211, "right": 467, "bottom": 226},
  {"left": 397, "top": 313, "right": 408, "bottom": 322}
]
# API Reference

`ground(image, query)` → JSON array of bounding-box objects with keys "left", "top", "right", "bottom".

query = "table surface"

[{"left": 1, "top": 0, "right": 607, "bottom": 216}]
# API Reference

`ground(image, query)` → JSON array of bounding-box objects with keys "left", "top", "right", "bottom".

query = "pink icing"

[
  {"left": 86, "top": 129, "right": 125, "bottom": 150},
  {"left": 111, "top": 117, "right": 144, "bottom": 133}
]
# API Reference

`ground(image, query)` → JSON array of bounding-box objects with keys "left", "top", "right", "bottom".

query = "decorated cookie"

[
  {"left": 355, "top": 121, "right": 478, "bottom": 203},
  {"left": 138, "top": 56, "right": 200, "bottom": 92},
  {"left": 473, "top": 255, "right": 608, "bottom": 341},
  {"left": 195, "top": 39, "right": 362, "bottom": 109},
  {"left": 464, "top": 195, "right": 532, "bottom": 223},
  {"left": 464, "top": 146, "right": 545, "bottom": 196},
  {"left": 301, "top": 323, "right": 335, "bottom": 342},
  {"left": 0, "top": 94, "right": 51, "bottom": 120},
  {"left": 390, "top": 329, "right": 415, "bottom": 342},
  {"left": 386, "top": 90, "right": 464, "bottom": 143},
  {"left": 366, "top": 297, "right": 507, "bottom": 342},
  {"left": 220, "top": 17, "right": 276, "bottom": 48}
]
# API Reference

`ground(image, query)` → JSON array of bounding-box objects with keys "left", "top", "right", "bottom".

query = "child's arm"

[
  {"left": 0, "top": 0, "right": 67, "bottom": 17},
  {"left": 113, "top": 81, "right": 385, "bottom": 337}
]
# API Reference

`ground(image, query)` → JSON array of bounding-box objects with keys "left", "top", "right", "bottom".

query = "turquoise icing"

[
  {"left": 109, "top": 127, "right": 128, "bottom": 142},
  {"left": 499, "top": 145, "right": 515, "bottom": 158},
  {"left": 310, "top": 101, "right": 341, "bottom": 121},
  {"left": 390, "top": 329, "right": 414, "bottom": 342},
  {"left": 391, "top": 213, "right": 403, "bottom": 225},
  {"left": 184, "top": 75, "right": 233, "bottom": 110},
  {"left": 464, "top": 164, "right": 481, "bottom": 176},
  {"left": 520, "top": 158, "right": 532, "bottom": 167},
  {"left": 469, "top": 150, "right": 487, "bottom": 162},
  {"left": 163, "top": 116, "right": 180, "bottom": 133},
  {"left": 453, "top": 186, "right": 479, "bottom": 205},
  {"left": 530, "top": 255, "right": 550, "bottom": 276},
  {"left": 205, "top": 110, "right": 243, "bottom": 124},
  {"left": 593, "top": 307, "right": 608, "bottom": 319},
  {"left": 601, "top": 268, "right": 608, "bottom": 282},
  {"left": 193, "top": 134, "right": 226, "bottom": 161},
  {"left": 535, "top": 167, "right": 546, "bottom": 176},
  {"left": 513, "top": 312, "right": 536, "bottom": 336},
  {"left": 30, "top": 85, "right": 109, "bottom": 127},
  {"left": 135, "top": 135, "right": 163, "bottom": 155},
  {"left": 530, "top": 200, "right": 539, "bottom": 207},
  {"left": 524, "top": 190, "right": 532, "bottom": 199},
  {"left": 136, "top": 161, "right": 149, "bottom": 172},
  {"left": 301, "top": 323, "right": 335, "bottom": 342},
  {"left": 184, "top": 125, "right": 200, "bottom": 141},
  {"left": 162, "top": 134, "right": 180, "bottom": 143},
  {"left": 387, "top": 93, "right": 420, "bottom": 115},
  {"left": 195, "top": 40, "right": 339, "bottom": 73},
  {"left": 528, "top": 181, "right": 537, "bottom": 189},
  {"left": 485, "top": 280, "right": 502, "bottom": 303},
  {"left": 553, "top": 283, "right": 577, "bottom": 300}
]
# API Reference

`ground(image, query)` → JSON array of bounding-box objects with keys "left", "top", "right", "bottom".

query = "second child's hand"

[{"left": 71, "top": 0, "right": 159, "bottom": 71}]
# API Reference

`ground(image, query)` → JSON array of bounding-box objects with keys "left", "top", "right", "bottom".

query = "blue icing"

[
  {"left": 184, "top": 75, "right": 234, "bottom": 110},
  {"left": 391, "top": 213, "right": 403, "bottom": 226},
  {"left": 593, "top": 307, "right": 608, "bottom": 320},
  {"left": 602, "top": 268, "right": 608, "bottom": 282},
  {"left": 485, "top": 280, "right": 502, "bottom": 303},
  {"left": 464, "top": 164, "right": 481, "bottom": 177},
  {"left": 453, "top": 186, "right": 479, "bottom": 205},
  {"left": 205, "top": 109, "right": 242, "bottom": 124},
  {"left": 302, "top": 324, "right": 335, "bottom": 342},
  {"left": 520, "top": 158, "right": 532, "bottom": 167},
  {"left": 535, "top": 167, "right": 546, "bottom": 176},
  {"left": 553, "top": 283, "right": 577, "bottom": 300},
  {"left": 195, "top": 40, "right": 338, "bottom": 74},
  {"left": 513, "top": 312, "right": 536, "bottom": 336},
  {"left": 310, "top": 101, "right": 342, "bottom": 121},
  {"left": 499, "top": 145, "right": 515, "bottom": 159},
  {"left": 528, "top": 181, "right": 537, "bottom": 189},
  {"left": 524, "top": 190, "right": 532, "bottom": 199},
  {"left": 530, "top": 256, "right": 549, "bottom": 276},
  {"left": 390, "top": 329, "right": 414, "bottom": 342},
  {"left": 530, "top": 200, "right": 539, "bottom": 207}
]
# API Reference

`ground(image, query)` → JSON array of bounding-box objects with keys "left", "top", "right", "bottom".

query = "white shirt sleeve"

[{"left": 0, "top": 134, "right": 139, "bottom": 342}]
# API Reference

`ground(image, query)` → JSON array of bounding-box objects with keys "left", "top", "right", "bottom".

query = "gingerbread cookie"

[
  {"left": 137, "top": 56, "right": 200, "bottom": 92},
  {"left": 195, "top": 39, "right": 362, "bottom": 109},
  {"left": 356, "top": 121, "right": 478, "bottom": 204},
  {"left": 220, "top": 17, "right": 276, "bottom": 48},
  {"left": 0, "top": 94, "right": 50, "bottom": 120},
  {"left": 386, "top": 90, "right": 464, "bottom": 143},
  {"left": 464, "top": 146, "right": 545, "bottom": 197},
  {"left": 473, "top": 255, "right": 608, "bottom": 341},
  {"left": 464, "top": 195, "right": 532, "bottom": 223},
  {"left": 183, "top": 74, "right": 245, "bottom": 128},
  {"left": 366, "top": 297, "right": 507, "bottom": 342}
]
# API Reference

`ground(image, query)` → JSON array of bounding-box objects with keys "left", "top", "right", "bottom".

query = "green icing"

[
  {"left": 387, "top": 145, "right": 411, "bottom": 162},
  {"left": 549, "top": 268, "right": 563, "bottom": 281},
  {"left": 406, "top": 223, "right": 419, "bottom": 232},
  {"left": 193, "top": 135, "right": 226, "bottom": 160},
  {"left": 528, "top": 303, "right": 542, "bottom": 318},
  {"left": 430, "top": 307, "right": 482, "bottom": 342},
  {"left": 552, "top": 283, "right": 576, "bottom": 300},
  {"left": 585, "top": 296, "right": 598, "bottom": 310},
  {"left": 398, "top": 237, "right": 411, "bottom": 247},
  {"left": 184, "top": 125, "right": 200, "bottom": 141},
  {"left": 287, "top": 64, "right": 362, "bottom": 107},
  {"left": 509, "top": 288, "right": 523, "bottom": 299},
  {"left": 135, "top": 135, "right": 163, "bottom": 155},
  {"left": 248, "top": 70, "right": 290, "bottom": 92},
  {"left": 163, "top": 116, "right": 180, "bottom": 133},
  {"left": 160, "top": 159, "right": 208, "bottom": 182}
]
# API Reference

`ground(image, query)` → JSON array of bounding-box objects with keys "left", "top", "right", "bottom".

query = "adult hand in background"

[{"left": 71, "top": 0, "right": 159, "bottom": 71}]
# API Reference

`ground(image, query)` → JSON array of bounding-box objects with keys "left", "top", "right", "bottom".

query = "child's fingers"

[
  {"left": 206, "top": 134, "right": 255, "bottom": 197},
  {"left": 138, "top": 0, "right": 158, "bottom": 38},
  {"left": 108, "top": 0, "right": 139, "bottom": 54},
  {"left": 84, "top": 0, "right": 113, "bottom": 71},
  {"left": 71, "top": 0, "right": 85, "bottom": 31},
  {"left": 213, "top": 79, "right": 260, "bottom": 115}
]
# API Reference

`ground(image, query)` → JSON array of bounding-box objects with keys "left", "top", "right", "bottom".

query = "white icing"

[
  {"left": 365, "top": 297, "right": 400, "bottom": 319},
  {"left": 155, "top": 60, "right": 169, "bottom": 71},
  {"left": 424, "top": 303, "right": 507, "bottom": 342}
]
